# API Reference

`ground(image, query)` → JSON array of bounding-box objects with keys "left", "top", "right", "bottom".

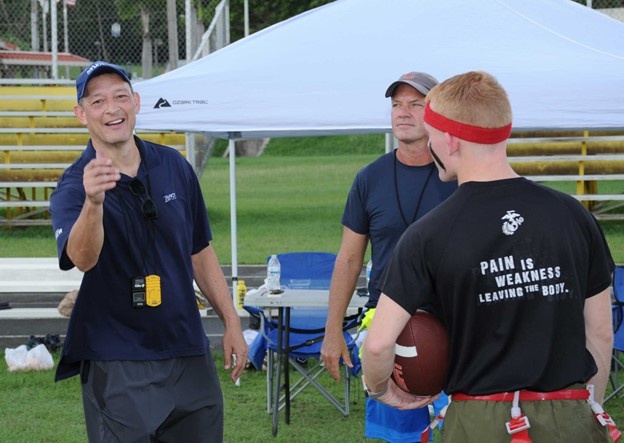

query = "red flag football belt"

[
  {"left": 442, "top": 388, "right": 621, "bottom": 443},
  {"left": 452, "top": 389, "right": 589, "bottom": 402},
  {"left": 420, "top": 389, "right": 622, "bottom": 443}
]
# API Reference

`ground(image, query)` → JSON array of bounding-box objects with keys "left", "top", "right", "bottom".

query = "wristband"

[{"left": 364, "top": 381, "right": 388, "bottom": 400}]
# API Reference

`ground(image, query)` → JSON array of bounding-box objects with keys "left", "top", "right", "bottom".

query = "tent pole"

[
  {"left": 385, "top": 133, "right": 396, "bottom": 153},
  {"left": 229, "top": 139, "right": 239, "bottom": 292}
]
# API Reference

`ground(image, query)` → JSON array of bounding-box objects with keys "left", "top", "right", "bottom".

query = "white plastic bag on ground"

[
  {"left": 4, "top": 345, "right": 28, "bottom": 371},
  {"left": 5, "top": 344, "right": 54, "bottom": 372}
]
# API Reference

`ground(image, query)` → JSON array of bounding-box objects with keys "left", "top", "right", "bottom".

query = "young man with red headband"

[{"left": 362, "top": 71, "right": 620, "bottom": 442}]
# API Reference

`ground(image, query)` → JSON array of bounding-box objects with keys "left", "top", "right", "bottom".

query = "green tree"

[
  {"left": 228, "top": 0, "right": 333, "bottom": 42},
  {"left": 114, "top": 0, "right": 167, "bottom": 77},
  {"left": 0, "top": 0, "right": 335, "bottom": 78}
]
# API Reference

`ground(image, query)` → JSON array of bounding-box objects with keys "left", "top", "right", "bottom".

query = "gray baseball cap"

[{"left": 385, "top": 72, "right": 439, "bottom": 98}]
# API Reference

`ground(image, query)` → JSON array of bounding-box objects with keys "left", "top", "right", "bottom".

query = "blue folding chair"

[
  {"left": 244, "top": 252, "right": 361, "bottom": 435},
  {"left": 606, "top": 265, "right": 624, "bottom": 403}
]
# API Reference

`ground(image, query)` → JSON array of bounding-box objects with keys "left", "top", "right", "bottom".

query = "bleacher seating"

[
  {"left": 0, "top": 84, "right": 186, "bottom": 226},
  {"left": 1, "top": 84, "right": 623, "bottom": 223},
  {"left": 508, "top": 132, "right": 624, "bottom": 220}
]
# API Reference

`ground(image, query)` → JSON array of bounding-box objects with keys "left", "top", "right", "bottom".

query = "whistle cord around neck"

[
  {"left": 112, "top": 146, "right": 158, "bottom": 277},
  {"left": 115, "top": 186, "right": 150, "bottom": 276},
  {"left": 393, "top": 150, "right": 435, "bottom": 229}
]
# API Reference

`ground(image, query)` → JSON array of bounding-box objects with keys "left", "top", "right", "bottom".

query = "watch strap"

[{"left": 365, "top": 382, "right": 388, "bottom": 400}]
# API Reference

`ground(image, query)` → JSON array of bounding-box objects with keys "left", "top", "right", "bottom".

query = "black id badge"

[{"left": 132, "top": 276, "right": 146, "bottom": 308}]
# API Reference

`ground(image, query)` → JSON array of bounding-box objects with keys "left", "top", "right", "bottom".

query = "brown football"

[{"left": 391, "top": 311, "right": 450, "bottom": 396}]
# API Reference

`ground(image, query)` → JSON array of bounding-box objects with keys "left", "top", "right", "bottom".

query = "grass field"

[
  {"left": 1, "top": 150, "right": 624, "bottom": 264},
  {"left": 1, "top": 350, "right": 623, "bottom": 442},
  {"left": 1, "top": 136, "right": 623, "bottom": 441},
  {"left": 0, "top": 351, "right": 370, "bottom": 443}
]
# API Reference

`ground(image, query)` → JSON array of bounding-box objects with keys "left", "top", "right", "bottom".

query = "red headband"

[{"left": 424, "top": 102, "right": 512, "bottom": 144}]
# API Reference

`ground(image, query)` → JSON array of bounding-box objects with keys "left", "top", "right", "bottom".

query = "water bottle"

[
  {"left": 366, "top": 259, "right": 372, "bottom": 294},
  {"left": 267, "top": 254, "right": 282, "bottom": 294},
  {"left": 236, "top": 279, "right": 247, "bottom": 310}
]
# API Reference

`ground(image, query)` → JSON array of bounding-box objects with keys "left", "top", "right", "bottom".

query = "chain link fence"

[
  {"left": 1, "top": 0, "right": 623, "bottom": 170},
  {"left": 577, "top": 0, "right": 624, "bottom": 20},
  {"left": 1, "top": 0, "right": 228, "bottom": 80}
]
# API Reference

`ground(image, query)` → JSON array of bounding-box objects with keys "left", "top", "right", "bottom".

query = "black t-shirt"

[{"left": 381, "top": 177, "right": 614, "bottom": 395}]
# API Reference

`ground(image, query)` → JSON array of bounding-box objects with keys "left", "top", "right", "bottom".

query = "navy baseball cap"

[
  {"left": 385, "top": 72, "right": 439, "bottom": 98},
  {"left": 76, "top": 61, "right": 132, "bottom": 101}
]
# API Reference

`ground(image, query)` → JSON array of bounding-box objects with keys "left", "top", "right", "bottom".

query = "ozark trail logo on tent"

[
  {"left": 153, "top": 98, "right": 210, "bottom": 109},
  {"left": 154, "top": 98, "right": 172, "bottom": 109}
]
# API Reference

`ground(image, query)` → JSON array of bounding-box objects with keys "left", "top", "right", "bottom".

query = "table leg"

[
  {"left": 272, "top": 307, "right": 284, "bottom": 436},
  {"left": 285, "top": 307, "right": 291, "bottom": 424}
]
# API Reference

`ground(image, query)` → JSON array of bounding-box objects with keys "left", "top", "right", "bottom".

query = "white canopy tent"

[{"left": 134, "top": 0, "right": 624, "bottom": 279}]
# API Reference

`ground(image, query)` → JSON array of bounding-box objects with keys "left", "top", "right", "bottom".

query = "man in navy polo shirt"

[{"left": 50, "top": 61, "right": 247, "bottom": 442}]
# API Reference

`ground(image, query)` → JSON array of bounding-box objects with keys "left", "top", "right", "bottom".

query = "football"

[{"left": 391, "top": 310, "right": 450, "bottom": 396}]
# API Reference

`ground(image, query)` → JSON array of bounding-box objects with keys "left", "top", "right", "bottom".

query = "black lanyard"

[
  {"left": 112, "top": 153, "right": 158, "bottom": 276},
  {"left": 393, "top": 149, "right": 435, "bottom": 228}
]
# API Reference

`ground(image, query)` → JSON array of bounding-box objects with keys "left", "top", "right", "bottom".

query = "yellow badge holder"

[{"left": 145, "top": 274, "right": 162, "bottom": 307}]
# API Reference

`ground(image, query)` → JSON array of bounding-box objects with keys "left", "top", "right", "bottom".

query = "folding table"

[{"left": 244, "top": 288, "right": 367, "bottom": 436}]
